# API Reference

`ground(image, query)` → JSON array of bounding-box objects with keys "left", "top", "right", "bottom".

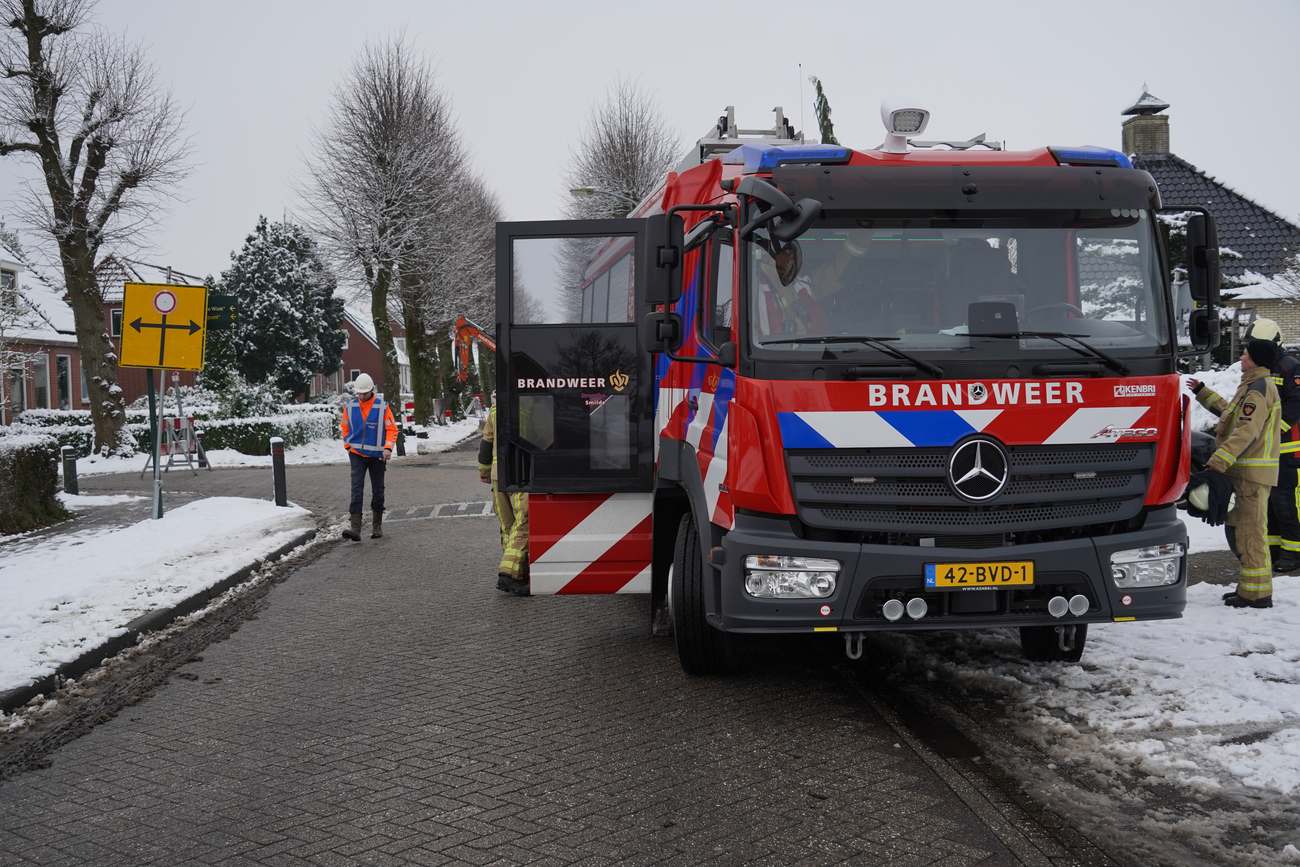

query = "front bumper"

[{"left": 711, "top": 507, "right": 1187, "bottom": 634}]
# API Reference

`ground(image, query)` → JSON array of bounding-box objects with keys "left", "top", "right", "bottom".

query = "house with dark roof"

[{"left": 1124, "top": 89, "right": 1300, "bottom": 340}]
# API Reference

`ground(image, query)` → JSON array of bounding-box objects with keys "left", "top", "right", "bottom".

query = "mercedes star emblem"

[{"left": 948, "top": 437, "right": 1010, "bottom": 502}]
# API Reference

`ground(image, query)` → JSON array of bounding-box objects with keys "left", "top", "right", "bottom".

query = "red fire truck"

[{"left": 493, "top": 104, "right": 1221, "bottom": 673}]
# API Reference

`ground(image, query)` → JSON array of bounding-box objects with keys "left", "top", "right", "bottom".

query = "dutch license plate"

[{"left": 925, "top": 561, "right": 1034, "bottom": 589}]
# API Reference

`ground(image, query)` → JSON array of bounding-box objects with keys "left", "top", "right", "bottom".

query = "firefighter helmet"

[{"left": 1248, "top": 317, "right": 1283, "bottom": 345}]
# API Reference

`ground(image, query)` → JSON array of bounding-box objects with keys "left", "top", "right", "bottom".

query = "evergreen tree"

[
  {"left": 219, "top": 217, "right": 345, "bottom": 397},
  {"left": 810, "top": 76, "right": 839, "bottom": 146}
]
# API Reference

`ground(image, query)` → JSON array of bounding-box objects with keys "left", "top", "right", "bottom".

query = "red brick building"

[{"left": 310, "top": 305, "right": 409, "bottom": 400}]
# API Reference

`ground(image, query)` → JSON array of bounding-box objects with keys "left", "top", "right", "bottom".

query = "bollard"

[
  {"left": 195, "top": 430, "right": 208, "bottom": 469},
  {"left": 396, "top": 429, "right": 406, "bottom": 457},
  {"left": 61, "top": 446, "right": 78, "bottom": 496},
  {"left": 270, "top": 436, "right": 287, "bottom": 507}
]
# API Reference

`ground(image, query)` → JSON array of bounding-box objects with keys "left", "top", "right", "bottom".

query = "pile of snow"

[
  {"left": 0, "top": 497, "right": 313, "bottom": 693},
  {"left": 67, "top": 417, "right": 480, "bottom": 476},
  {"left": 890, "top": 583, "right": 1300, "bottom": 796},
  {"left": 57, "top": 492, "right": 145, "bottom": 509},
  {"left": 1183, "top": 362, "right": 1243, "bottom": 434}
]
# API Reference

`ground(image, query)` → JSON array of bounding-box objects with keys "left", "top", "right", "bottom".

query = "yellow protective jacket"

[
  {"left": 1197, "top": 365, "right": 1281, "bottom": 485},
  {"left": 478, "top": 406, "right": 497, "bottom": 485}
]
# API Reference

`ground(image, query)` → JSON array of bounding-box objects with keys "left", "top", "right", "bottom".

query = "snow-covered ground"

[
  {"left": 68, "top": 417, "right": 480, "bottom": 476},
  {"left": 890, "top": 584, "right": 1300, "bottom": 800},
  {"left": 57, "top": 491, "right": 146, "bottom": 509},
  {"left": 0, "top": 497, "right": 314, "bottom": 694}
]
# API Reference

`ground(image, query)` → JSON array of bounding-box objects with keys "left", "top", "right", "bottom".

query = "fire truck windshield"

[{"left": 747, "top": 212, "right": 1170, "bottom": 364}]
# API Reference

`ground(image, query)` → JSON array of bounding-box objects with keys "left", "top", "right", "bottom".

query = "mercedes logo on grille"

[{"left": 948, "top": 437, "right": 1009, "bottom": 502}]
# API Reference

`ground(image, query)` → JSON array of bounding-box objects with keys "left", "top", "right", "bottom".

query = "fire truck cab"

[{"left": 493, "top": 104, "right": 1221, "bottom": 674}]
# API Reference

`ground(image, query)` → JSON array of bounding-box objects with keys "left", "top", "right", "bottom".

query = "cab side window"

[{"left": 702, "top": 234, "right": 734, "bottom": 346}]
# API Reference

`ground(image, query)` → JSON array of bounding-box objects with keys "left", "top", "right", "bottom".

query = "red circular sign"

[
  {"left": 153, "top": 290, "right": 177, "bottom": 314},
  {"left": 819, "top": 604, "right": 832, "bottom": 617}
]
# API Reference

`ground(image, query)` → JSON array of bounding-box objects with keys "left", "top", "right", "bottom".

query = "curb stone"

[{"left": 0, "top": 527, "right": 317, "bottom": 714}]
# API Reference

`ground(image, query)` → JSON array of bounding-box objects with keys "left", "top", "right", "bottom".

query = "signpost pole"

[{"left": 147, "top": 368, "right": 163, "bottom": 519}]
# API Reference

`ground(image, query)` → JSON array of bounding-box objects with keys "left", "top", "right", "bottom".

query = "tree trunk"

[
  {"left": 370, "top": 266, "right": 403, "bottom": 404},
  {"left": 62, "top": 250, "right": 132, "bottom": 455},
  {"left": 398, "top": 272, "right": 437, "bottom": 425},
  {"left": 433, "top": 321, "right": 463, "bottom": 419},
  {"left": 478, "top": 343, "right": 496, "bottom": 403}
]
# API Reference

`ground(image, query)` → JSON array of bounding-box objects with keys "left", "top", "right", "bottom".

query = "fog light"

[
  {"left": 1110, "top": 543, "right": 1183, "bottom": 589},
  {"left": 744, "top": 554, "right": 840, "bottom": 599}
]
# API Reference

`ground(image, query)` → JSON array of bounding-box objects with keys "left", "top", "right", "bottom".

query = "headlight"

[
  {"left": 744, "top": 554, "right": 840, "bottom": 599},
  {"left": 1110, "top": 543, "right": 1183, "bottom": 589}
]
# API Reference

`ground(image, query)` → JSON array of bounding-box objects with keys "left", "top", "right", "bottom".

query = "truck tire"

[
  {"left": 1019, "top": 624, "right": 1088, "bottom": 663},
  {"left": 671, "top": 512, "right": 740, "bottom": 675}
]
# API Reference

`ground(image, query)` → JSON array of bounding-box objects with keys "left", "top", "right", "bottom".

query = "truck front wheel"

[
  {"left": 670, "top": 512, "right": 740, "bottom": 676},
  {"left": 1019, "top": 624, "right": 1088, "bottom": 663}
]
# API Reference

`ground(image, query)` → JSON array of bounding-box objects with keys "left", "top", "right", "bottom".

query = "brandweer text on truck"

[{"left": 492, "top": 102, "right": 1222, "bottom": 673}]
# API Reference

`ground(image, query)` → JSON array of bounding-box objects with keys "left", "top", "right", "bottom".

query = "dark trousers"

[
  {"left": 349, "top": 452, "right": 386, "bottom": 514},
  {"left": 1268, "top": 462, "right": 1300, "bottom": 555}
]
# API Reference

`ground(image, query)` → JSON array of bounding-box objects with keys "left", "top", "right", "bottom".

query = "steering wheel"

[{"left": 1026, "top": 302, "right": 1084, "bottom": 321}]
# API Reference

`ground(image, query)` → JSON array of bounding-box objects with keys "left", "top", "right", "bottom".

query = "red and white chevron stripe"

[{"left": 529, "top": 493, "right": 654, "bottom": 595}]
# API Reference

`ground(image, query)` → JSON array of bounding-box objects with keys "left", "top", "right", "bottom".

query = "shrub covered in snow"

[
  {"left": 0, "top": 434, "right": 68, "bottom": 535},
  {"left": 195, "top": 412, "right": 336, "bottom": 455}
]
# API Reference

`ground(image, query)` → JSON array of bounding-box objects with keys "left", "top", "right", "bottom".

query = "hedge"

[{"left": 0, "top": 434, "right": 68, "bottom": 535}]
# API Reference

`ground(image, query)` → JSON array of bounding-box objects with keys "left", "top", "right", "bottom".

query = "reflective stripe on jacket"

[{"left": 343, "top": 396, "right": 392, "bottom": 456}]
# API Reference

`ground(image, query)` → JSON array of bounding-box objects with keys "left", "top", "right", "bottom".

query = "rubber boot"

[
  {"left": 371, "top": 510, "right": 383, "bottom": 539},
  {"left": 342, "top": 512, "right": 362, "bottom": 541}
]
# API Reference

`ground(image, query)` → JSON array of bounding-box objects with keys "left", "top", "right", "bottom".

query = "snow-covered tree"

[
  {"left": 0, "top": 0, "right": 190, "bottom": 454},
  {"left": 809, "top": 76, "right": 839, "bottom": 146},
  {"left": 211, "top": 217, "right": 344, "bottom": 397},
  {"left": 306, "top": 38, "right": 441, "bottom": 408}
]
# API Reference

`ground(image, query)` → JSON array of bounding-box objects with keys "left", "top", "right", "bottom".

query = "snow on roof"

[
  {"left": 1, "top": 246, "right": 77, "bottom": 346},
  {"left": 344, "top": 302, "right": 409, "bottom": 367},
  {"left": 1223, "top": 270, "right": 1300, "bottom": 301},
  {"left": 96, "top": 255, "right": 203, "bottom": 302}
]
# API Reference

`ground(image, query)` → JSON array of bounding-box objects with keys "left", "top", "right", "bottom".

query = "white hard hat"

[
  {"left": 1188, "top": 483, "right": 1209, "bottom": 513},
  {"left": 352, "top": 373, "right": 375, "bottom": 394},
  {"left": 1248, "top": 317, "right": 1283, "bottom": 345}
]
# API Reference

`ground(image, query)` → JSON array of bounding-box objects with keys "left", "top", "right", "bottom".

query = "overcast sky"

[{"left": 2, "top": 0, "right": 1297, "bottom": 285}]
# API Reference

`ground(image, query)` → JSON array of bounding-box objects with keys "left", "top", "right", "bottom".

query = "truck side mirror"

[
  {"left": 1186, "top": 213, "right": 1220, "bottom": 306},
  {"left": 1188, "top": 308, "right": 1219, "bottom": 352},
  {"left": 643, "top": 213, "right": 684, "bottom": 306}
]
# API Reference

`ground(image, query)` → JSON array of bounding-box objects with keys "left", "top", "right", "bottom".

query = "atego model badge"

[{"left": 948, "top": 437, "right": 1010, "bottom": 502}]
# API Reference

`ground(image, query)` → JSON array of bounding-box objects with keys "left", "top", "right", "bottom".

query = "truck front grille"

[{"left": 788, "top": 444, "right": 1154, "bottom": 536}]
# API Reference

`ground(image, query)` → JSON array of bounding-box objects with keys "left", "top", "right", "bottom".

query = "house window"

[
  {"left": 56, "top": 355, "right": 71, "bottom": 410},
  {"left": 79, "top": 362, "right": 89, "bottom": 403},
  {"left": 341, "top": 330, "right": 349, "bottom": 350},
  {"left": 110, "top": 309, "right": 122, "bottom": 337},
  {"left": 31, "top": 354, "right": 49, "bottom": 409},
  {"left": 350, "top": 369, "right": 361, "bottom": 383},
  {"left": 5, "top": 366, "right": 25, "bottom": 414},
  {"left": 394, "top": 337, "right": 407, "bottom": 356},
  {"left": 0, "top": 268, "right": 16, "bottom": 308}
]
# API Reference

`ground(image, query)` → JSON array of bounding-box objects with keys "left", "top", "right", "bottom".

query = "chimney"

[{"left": 1121, "top": 85, "right": 1170, "bottom": 155}]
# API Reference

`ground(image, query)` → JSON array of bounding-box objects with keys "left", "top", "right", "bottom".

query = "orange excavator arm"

[{"left": 453, "top": 315, "right": 496, "bottom": 383}]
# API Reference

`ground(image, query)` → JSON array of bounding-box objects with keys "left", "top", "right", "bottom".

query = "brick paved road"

[{"left": 0, "top": 443, "right": 1119, "bottom": 865}]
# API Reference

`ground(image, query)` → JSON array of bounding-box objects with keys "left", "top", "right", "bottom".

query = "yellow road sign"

[{"left": 119, "top": 283, "right": 208, "bottom": 371}]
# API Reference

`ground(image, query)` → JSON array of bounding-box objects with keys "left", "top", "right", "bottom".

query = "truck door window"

[
  {"left": 703, "top": 235, "right": 734, "bottom": 346},
  {"left": 512, "top": 235, "right": 636, "bottom": 325}
]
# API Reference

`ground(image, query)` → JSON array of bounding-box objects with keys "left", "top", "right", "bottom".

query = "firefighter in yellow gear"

[
  {"left": 1244, "top": 318, "right": 1300, "bottom": 572},
  {"left": 1189, "top": 338, "right": 1282, "bottom": 608},
  {"left": 479, "top": 402, "right": 529, "bottom": 596}
]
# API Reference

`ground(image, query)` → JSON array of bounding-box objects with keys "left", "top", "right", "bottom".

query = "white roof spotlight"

[{"left": 880, "top": 100, "right": 931, "bottom": 154}]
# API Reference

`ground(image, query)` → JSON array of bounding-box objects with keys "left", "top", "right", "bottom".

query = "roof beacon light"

[{"left": 881, "top": 100, "right": 930, "bottom": 154}]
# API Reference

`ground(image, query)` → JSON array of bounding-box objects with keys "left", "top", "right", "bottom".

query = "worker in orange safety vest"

[{"left": 340, "top": 372, "right": 398, "bottom": 541}]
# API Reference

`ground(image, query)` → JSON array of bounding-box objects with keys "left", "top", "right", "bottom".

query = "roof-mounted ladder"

[{"left": 677, "top": 106, "right": 804, "bottom": 171}]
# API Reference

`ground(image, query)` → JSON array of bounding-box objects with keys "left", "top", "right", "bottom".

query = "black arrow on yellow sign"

[{"left": 131, "top": 315, "right": 202, "bottom": 365}]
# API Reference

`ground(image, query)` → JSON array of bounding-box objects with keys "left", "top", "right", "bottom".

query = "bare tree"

[
  {"left": 306, "top": 38, "right": 446, "bottom": 406},
  {"left": 0, "top": 0, "right": 189, "bottom": 453},
  {"left": 564, "top": 80, "right": 679, "bottom": 221},
  {"left": 561, "top": 81, "right": 678, "bottom": 319}
]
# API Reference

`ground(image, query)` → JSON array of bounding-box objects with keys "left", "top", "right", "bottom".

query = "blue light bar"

[
  {"left": 1049, "top": 146, "right": 1133, "bottom": 169},
  {"left": 721, "top": 143, "right": 852, "bottom": 172}
]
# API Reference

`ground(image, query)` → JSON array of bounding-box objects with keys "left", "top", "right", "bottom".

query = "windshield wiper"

[
  {"left": 964, "top": 331, "right": 1129, "bottom": 375},
  {"left": 758, "top": 335, "right": 944, "bottom": 378}
]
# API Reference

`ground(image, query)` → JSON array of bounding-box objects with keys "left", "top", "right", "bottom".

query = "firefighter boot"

[
  {"left": 342, "top": 512, "right": 362, "bottom": 541},
  {"left": 1223, "top": 592, "right": 1273, "bottom": 608},
  {"left": 371, "top": 510, "right": 383, "bottom": 539}
]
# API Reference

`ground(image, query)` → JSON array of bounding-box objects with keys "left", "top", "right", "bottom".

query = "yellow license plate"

[{"left": 925, "top": 561, "right": 1034, "bottom": 589}]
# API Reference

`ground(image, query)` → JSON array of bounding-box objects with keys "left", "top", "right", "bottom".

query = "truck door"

[{"left": 495, "top": 219, "right": 654, "bottom": 493}]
